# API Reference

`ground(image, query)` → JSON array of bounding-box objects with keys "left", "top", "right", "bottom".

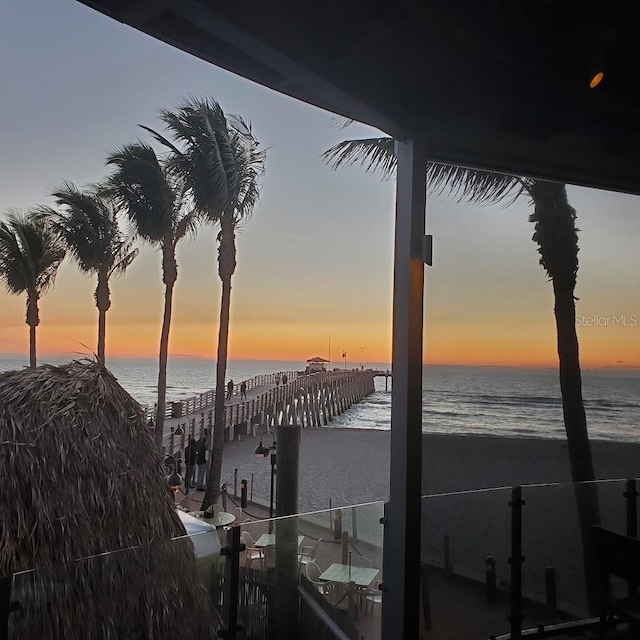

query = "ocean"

[{"left": 0, "top": 356, "right": 638, "bottom": 442}]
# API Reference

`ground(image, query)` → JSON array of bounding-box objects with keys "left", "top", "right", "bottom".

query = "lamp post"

[
  {"left": 342, "top": 351, "right": 347, "bottom": 370},
  {"left": 255, "top": 427, "right": 277, "bottom": 532},
  {"left": 359, "top": 345, "right": 365, "bottom": 370}
]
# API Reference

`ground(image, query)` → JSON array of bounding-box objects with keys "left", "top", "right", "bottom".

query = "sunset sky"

[{"left": 1, "top": 0, "right": 639, "bottom": 370}]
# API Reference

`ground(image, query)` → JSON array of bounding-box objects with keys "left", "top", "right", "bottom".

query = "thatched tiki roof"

[{"left": 0, "top": 361, "right": 219, "bottom": 638}]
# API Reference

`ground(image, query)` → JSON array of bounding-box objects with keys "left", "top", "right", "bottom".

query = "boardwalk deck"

[{"left": 161, "top": 370, "right": 376, "bottom": 454}]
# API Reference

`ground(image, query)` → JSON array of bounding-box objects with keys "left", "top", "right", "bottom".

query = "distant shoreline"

[{"left": 1, "top": 355, "right": 638, "bottom": 377}]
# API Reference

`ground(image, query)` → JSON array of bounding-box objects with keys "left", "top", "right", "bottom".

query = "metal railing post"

[
  {"left": 219, "top": 526, "right": 244, "bottom": 640},
  {"left": 508, "top": 486, "right": 524, "bottom": 639},
  {"left": 625, "top": 478, "right": 638, "bottom": 538},
  {"left": 625, "top": 478, "right": 638, "bottom": 597}
]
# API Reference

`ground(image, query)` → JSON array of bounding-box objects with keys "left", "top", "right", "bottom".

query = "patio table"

[
  {"left": 319, "top": 563, "right": 379, "bottom": 588},
  {"left": 255, "top": 533, "right": 304, "bottom": 548},
  {"left": 208, "top": 511, "right": 236, "bottom": 528}
]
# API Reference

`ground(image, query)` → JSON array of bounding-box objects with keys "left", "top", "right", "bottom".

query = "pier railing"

[
  {"left": 156, "top": 370, "right": 301, "bottom": 419},
  {"left": 165, "top": 370, "right": 376, "bottom": 450}
]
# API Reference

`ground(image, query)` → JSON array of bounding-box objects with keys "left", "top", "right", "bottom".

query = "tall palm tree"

[
  {"left": 106, "top": 142, "right": 198, "bottom": 452},
  {"left": 39, "top": 183, "right": 138, "bottom": 366},
  {"left": 144, "top": 97, "right": 266, "bottom": 508},
  {"left": 323, "top": 137, "right": 600, "bottom": 608},
  {"left": 0, "top": 211, "right": 65, "bottom": 367}
]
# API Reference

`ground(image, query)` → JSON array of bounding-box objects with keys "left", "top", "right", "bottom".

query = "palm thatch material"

[{"left": 0, "top": 361, "right": 219, "bottom": 638}]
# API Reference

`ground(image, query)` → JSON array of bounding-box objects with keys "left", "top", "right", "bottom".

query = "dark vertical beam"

[
  {"left": 381, "top": 138, "right": 427, "bottom": 640},
  {"left": 275, "top": 424, "right": 301, "bottom": 639},
  {"left": 220, "top": 526, "right": 242, "bottom": 640},
  {"left": 509, "top": 486, "right": 524, "bottom": 639}
]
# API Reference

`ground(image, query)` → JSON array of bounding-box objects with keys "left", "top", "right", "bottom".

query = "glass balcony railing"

[{"left": 3, "top": 479, "right": 638, "bottom": 639}]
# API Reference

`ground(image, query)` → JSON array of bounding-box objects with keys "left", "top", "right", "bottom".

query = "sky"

[{"left": 0, "top": 0, "right": 638, "bottom": 370}]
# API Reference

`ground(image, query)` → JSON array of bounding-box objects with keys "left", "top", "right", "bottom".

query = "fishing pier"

[{"left": 162, "top": 370, "right": 378, "bottom": 449}]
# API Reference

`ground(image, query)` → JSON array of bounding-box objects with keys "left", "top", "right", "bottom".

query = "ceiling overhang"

[{"left": 77, "top": 0, "right": 640, "bottom": 195}]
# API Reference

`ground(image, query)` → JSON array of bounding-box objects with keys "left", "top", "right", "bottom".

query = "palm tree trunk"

[
  {"left": 553, "top": 276, "right": 601, "bottom": 613},
  {"left": 155, "top": 246, "right": 177, "bottom": 452},
  {"left": 530, "top": 180, "right": 600, "bottom": 613},
  {"left": 202, "top": 220, "right": 236, "bottom": 511},
  {"left": 553, "top": 279, "right": 594, "bottom": 482},
  {"left": 95, "top": 270, "right": 110, "bottom": 366},
  {"left": 26, "top": 291, "right": 39, "bottom": 368}
]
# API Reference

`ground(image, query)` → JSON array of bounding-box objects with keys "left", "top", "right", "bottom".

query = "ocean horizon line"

[{"left": 0, "top": 353, "right": 639, "bottom": 376}]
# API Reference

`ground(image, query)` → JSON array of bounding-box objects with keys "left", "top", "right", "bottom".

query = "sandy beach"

[{"left": 220, "top": 428, "right": 640, "bottom": 511}]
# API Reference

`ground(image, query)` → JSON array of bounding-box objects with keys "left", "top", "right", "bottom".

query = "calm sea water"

[{"left": 0, "top": 356, "right": 638, "bottom": 442}]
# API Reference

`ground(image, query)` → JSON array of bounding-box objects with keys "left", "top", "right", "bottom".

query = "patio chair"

[
  {"left": 305, "top": 561, "right": 326, "bottom": 594},
  {"left": 298, "top": 538, "right": 322, "bottom": 572},
  {"left": 262, "top": 544, "right": 276, "bottom": 570},
  {"left": 324, "top": 580, "right": 356, "bottom": 619},
  {"left": 351, "top": 555, "right": 376, "bottom": 610},
  {"left": 241, "top": 531, "right": 264, "bottom": 570},
  {"left": 364, "top": 586, "right": 383, "bottom": 613}
]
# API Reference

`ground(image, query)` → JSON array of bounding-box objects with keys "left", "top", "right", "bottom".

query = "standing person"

[
  {"left": 196, "top": 433, "right": 208, "bottom": 491},
  {"left": 240, "top": 380, "right": 247, "bottom": 399},
  {"left": 282, "top": 374, "right": 288, "bottom": 385},
  {"left": 226, "top": 379, "right": 234, "bottom": 399},
  {"left": 275, "top": 374, "right": 281, "bottom": 387},
  {"left": 184, "top": 438, "right": 197, "bottom": 492}
]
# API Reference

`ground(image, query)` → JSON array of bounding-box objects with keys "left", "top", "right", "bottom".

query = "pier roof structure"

[{"left": 73, "top": 2, "right": 640, "bottom": 637}]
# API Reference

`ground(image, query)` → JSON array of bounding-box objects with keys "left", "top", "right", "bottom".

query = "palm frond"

[
  {"left": 48, "top": 182, "right": 122, "bottom": 274},
  {"left": 154, "top": 96, "right": 266, "bottom": 227},
  {"left": 321, "top": 138, "right": 396, "bottom": 180},
  {"left": 322, "top": 136, "right": 527, "bottom": 206},
  {"left": 427, "top": 164, "right": 526, "bottom": 207},
  {"left": 173, "top": 210, "right": 199, "bottom": 244},
  {"left": 0, "top": 210, "right": 65, "bottom": 296},
  {"left": 108, "top": 237, "right": 139, "bottom": 278},
  {"left": 106, "top": 142, "right": 177, "bottom": 243}
]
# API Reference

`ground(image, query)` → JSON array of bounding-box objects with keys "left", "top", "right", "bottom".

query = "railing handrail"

[{"left": 149, "top": 369, "right": 375, "bottom": 420}]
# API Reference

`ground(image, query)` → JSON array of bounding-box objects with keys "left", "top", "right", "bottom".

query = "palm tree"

[
  {"left": 323, "top": 137, "right": 600, "bottom": 608},
  {"left": 39, "top": 183, "right": 138, "bottom": 366},
  {"left": 144, "top": 97, "right": 266, "bottom": 508},
  {"left": 0, "top": 210, "right": 65, "bottom": 367},
  {"left": 106, "top": 142, "right": 198, "bottom": 452}
]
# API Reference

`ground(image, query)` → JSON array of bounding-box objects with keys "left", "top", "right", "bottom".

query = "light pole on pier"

[
  {"left": 342, "top": 351, "right": 347, "bottom": 370},
  {"left": 359, "top": 345, "right": 365, "bottom": 370}
]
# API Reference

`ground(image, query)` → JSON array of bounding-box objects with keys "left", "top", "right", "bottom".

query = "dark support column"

[
  {"left": 220, "top": 527, "right": 243, "bottom": 640},
  {"left": 381, "top": 138, "right": 427, "bottom": 640},
  {"left": 509, "top": 486, "right": 524, "bottom": 639},
  {"left": 274, "top": 424, "right": 301, "bottom": 639}
]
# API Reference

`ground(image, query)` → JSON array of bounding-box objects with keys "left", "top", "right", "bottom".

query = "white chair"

[
  {"left": 304, "top": 561, "right": 326, "bottom": 593},
  {"left": 241, "top": 531, "right": 264, "bottom": 570},
  {"left": 364, "top": 589, "right": 383, "bottom": 613},
  {"left": 298, "top": 537, "right": 322, "bottom": 571}
]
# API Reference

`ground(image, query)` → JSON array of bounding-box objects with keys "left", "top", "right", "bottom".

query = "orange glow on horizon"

[{"left": 1, "top": 319, "right": 637, "bottom": 371}]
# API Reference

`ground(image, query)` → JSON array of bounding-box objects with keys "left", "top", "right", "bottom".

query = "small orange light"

[{"left": 589, "top": 71, "right": 604, "bottom": 89}]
